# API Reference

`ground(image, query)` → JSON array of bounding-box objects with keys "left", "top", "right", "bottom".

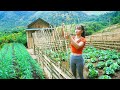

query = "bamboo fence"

[
  {"left": 32, "top": 27, "right": 74, "bottom": 79},
  {"left": 86, "top": 32, "right": 120, "bottom": 51}
]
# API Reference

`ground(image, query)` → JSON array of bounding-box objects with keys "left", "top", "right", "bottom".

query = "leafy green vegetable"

[
  {"left": 98, "top": 56, "right": 105, "bottom": 61},
  {"left": 88, "top": 68, "right": 98, "bottom": 79},
  {"left": 96, "top": 61, "right": 105, "bottom": 69},
  {"left": 118, "top": 53, "right": 120, "bottom": 59},
  {"left": 105, "top": 60, "right": 114, "bottom": 67},
  {"left": 98, "top": 75, "right": 111, "bottom": 79},
  {"left": 84, "top": 59, "right": 89, "bottom": 63},
  {"left": 110, "top": 63, "right": 120, "bottom": 71},
  {"left": 90, "top": 58, "right": 97, "bottom": 63},
  {"left": 86, "top": 63, "right": 95, "bottom": 69},
  {"left": 111, "top": 55, "right": 118, "bottom": 60},
  {"left": 117, "top": 59, "right": 120, "bottom": 65},
  {"left": 83, "top": 46, "right": 120, "bottom": 79},
  {"left": 103, "top": 67, "right": 115, "bottom": 75},
  {"left": 0, "top": 43, "right": 45, "bottom": 79},
  {"left": 83, "top": 54, "right": 90, "bottom": 59}
]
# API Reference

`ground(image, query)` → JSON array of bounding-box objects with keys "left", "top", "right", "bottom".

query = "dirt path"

[{"left": 27, "top": 48, "right": 37, "bottom": 60}]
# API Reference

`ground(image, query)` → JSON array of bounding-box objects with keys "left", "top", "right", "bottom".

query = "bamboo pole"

[{"left": 32, "top": 27, "right": 75, "bottom": 79}]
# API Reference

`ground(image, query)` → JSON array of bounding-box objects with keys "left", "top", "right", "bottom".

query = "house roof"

[{"left": 27, "top": 18, "right": 52, "bottom": 28}]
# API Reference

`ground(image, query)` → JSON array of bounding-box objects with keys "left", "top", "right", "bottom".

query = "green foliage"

[
  {"left": 111, "top": 54, "right": 118, "bottom": 60},
  {"left": 0, "top": 11, "right": 120, "bottom": 35},
  {"left": 110, "top": 63, "right": 120, "bottom": 71},
  {"left": 118, "top": 53, "right": 120, "bottom": 59},
  {"left": 84, "top": 22, "right": 105, "bottom": 36},
  {"left": 96, "top": 61, "right": 105, "bottom": 69},
  {"left": 86, "top": 63, "right": 95, "bottom": 69},
  {"left": 0, "top": 27, "right": 27, "bottom": 48},
  {"left": 88, "top": 68, "right": 98, "bottom": 79},
  {"left": 98, "top": 75, "right": 111, "bottom": 79},
  {"left": 0, "top": 43, "right": 44, "bottom": 79},
  {"left": 98, "top": 56, "right": 105, "bottom": 61},
  {"left": 105, "top": 60, "right": 114, "bottom": 67},
  {"left": 45, "top": 49, "right": 70, "bottom": 62},
  {"left": 14, "top": 43, "right": 45, "bottom": 79},
  {"left": 117, "top": 59, "right": 120, "bottom": 65},
  {"left": 0, "top": 44, "right": 16, "bottom": 79},
  {"left": 83, "top": 54, "right": 91, "bottom": 59},
  {"left": 83, "top": 46, "right": 120, "bottom": 79},
  {"left": 90, "top": 58, "right": 97, "bottom": 63},
  {"left": 84, "top": 59, "right": 89, "bottom": 63},
  {"left": 103, "top": 67, "right": 115, "bottom": 75}
]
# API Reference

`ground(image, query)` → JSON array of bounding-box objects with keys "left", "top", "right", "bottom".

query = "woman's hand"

[
  {"left": 62, "top": 23, "right": 65, "bottom": 28},
  {"left": 64, "top": 32, "right": 70, "bottom": 39},
  {"left": 61, "top": 23, "right": 71, "bottom": 40}
]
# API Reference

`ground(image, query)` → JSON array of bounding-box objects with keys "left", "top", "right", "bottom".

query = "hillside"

[
  {"left": 92, "top": 23, "right": 120, "bottom": 36},
  {"left": 0, "top": 11, "right": 119, "bottom": 34},
  {"left": 0, "top": 11, "right": 89, "bottom": 32},
  {"left": 0, "top": 11, "right": 36, "bottom": 32}
]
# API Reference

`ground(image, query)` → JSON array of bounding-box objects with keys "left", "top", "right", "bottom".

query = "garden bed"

[
  {"left": 0, "top": 43, "right": 44, "bottom": 79},
  {"left": 83, "top": 46, "right": 120, "bottom": 79}
]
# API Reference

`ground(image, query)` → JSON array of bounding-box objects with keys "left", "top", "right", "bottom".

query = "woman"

[{"left": 62, "top": 23, "right": 86, "bottom": 79}]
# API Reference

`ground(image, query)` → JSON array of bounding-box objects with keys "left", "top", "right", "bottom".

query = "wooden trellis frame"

[{"left": 32, "top": 27, "right": 74, "bottom": 79}]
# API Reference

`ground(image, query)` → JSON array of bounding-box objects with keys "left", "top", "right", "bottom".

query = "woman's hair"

[{"left": 76, "top": 25, "right": 85, "bottom": 38}]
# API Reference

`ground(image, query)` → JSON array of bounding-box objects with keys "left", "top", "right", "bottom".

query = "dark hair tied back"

[{"left": 76, "top": 25, "right": 85, "bottom": 38}]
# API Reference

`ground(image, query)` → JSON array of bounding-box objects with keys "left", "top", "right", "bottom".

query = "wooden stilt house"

[{"left": 26, "top": 18, "right": 54, "bottom": 48}]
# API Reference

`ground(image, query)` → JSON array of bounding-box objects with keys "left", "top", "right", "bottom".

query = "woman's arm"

[
  {"left": 61, "top": 23, "right": 65, "bottom": 37},
  {"left": 61, "top": 23, "right": 70, "bottom": 39},
  {"left": 70, "top": 36, "right": 84, "bottom": 49},
  {"left": 61, "top": 23, "right": 84, "bottom": 49}
]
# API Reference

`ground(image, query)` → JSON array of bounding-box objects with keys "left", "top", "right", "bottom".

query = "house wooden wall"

[
  {"left": 26, "top": 30, "right": 35, "bottom": 49},
  {"left": 27, "top": 18, "right": 51, "bottom": 49}
]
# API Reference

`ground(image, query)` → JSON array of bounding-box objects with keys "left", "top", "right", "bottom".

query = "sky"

[{"left": 82, "top": 11, "right": 111, "bottom": 15}]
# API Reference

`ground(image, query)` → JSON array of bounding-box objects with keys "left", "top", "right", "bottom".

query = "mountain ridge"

[{"left": 0, "top": 11, "right": 119, "bottom": 32}]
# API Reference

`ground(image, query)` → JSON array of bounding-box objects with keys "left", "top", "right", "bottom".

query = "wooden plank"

[
  {"left": 44, "top": 66, "right": 52, "bottom": 79},
  {"left": 60, "top": 66, "right": 73, "bottom": 78},
  {"left": 44, "top": 58, "right": 62, "bottom": 79},
  {"left": 51, "top": 67, "right": 63, "bottom": 79},
  {"left": 43, "top": 55, "right": 72, "bottom": 79},
  {"left": 38, "top": 51, "right": 65, "bottom": 79},
  {"left": 40, "top": 54, "right": 66, "bottom": 78},
  {"left": 51, "top": 72, "right": 60, "bottom": 79}
]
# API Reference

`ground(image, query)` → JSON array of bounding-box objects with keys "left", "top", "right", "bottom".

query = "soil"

[
  {"left": 111, "top": 71, "right": 120, "bottom": 79},
  {"left": 32, "top": 69, "right": 41, "bottom": 79}
]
